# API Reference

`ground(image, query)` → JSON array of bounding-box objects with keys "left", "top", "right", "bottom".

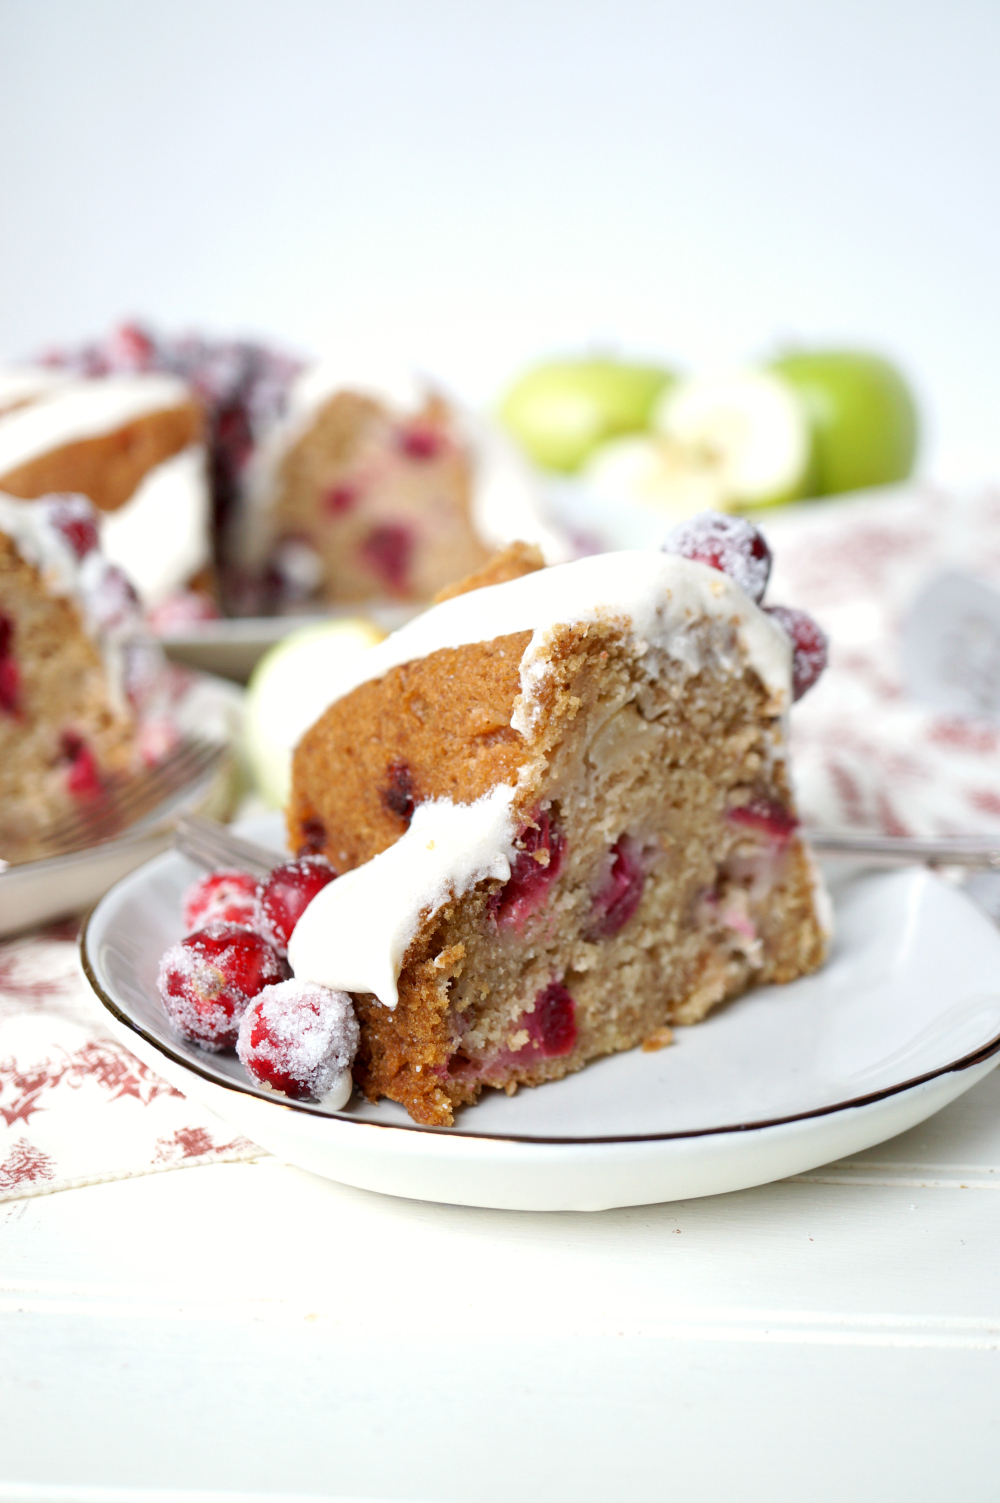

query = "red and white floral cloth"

[
  {"left": 5, "top": 481, "right": 1000, "bottom": 1201},
  {"left": 768, "top": 482, "right": 1000, "bottom": 837},
  {"left": 0, "top": 922, "right": 264, "bottom": 1201}
]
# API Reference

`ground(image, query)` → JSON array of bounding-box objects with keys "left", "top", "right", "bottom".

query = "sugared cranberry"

[
  {"left": 662, "top": 511, "right": 772, "bottom": 602},
  {"left": 322, "top": 482, "right": 359, "bottom": 516},
  {"left": 183, "top": 869, "right": 259, "bottom": 932},
  {"left": 60, "top": 732, "right": 102, "bottom": 800},
  {"left": 381, "top": 759, "right": 416, "bottom": 825},
  {"left": 255, "top": 856, "right": 338, "bottom": 953},
  {"left": 237, "top": 979, "right": 359, "bottom": 1104},
  {"left": 398, "top": 423, "right": 445, "bottom": 461},
  {"left": 492, "top": 810, "right": 565, "bottom": 932},
  {"left": 525, "top": 981, "right": 577, "bottom": 1057},
  {"left": 587, "top": 836, "right": 647, "bottom": 940},
  {"left": 728, "top": 797, "right": 799, "bottom": 843},
  {"left": 765, "top": 605, "right": 828, "bottom": 700},
  {"left": 359, "top": 523, "right": 414, "bottom": 592},
  {"left": 146, "top": 591, "right": 222, "bottom": 630},
  {"left": 108, "top": 322, "right": 158, "bottom": 371},
  {"left": 296, "top": 815, "right": 327, "bottom": 856},
  {"left": 0, "top": 613, "right": 20, "bottom": 715},
  {"left": 44, "top": 496, "right": 100, "bottom": 560},
  {"left": 157, "top": 923, "right": 287, "bottom": 1051}
]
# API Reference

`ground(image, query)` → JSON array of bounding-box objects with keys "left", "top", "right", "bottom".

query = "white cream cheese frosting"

[
  {"left": 288, "top": 786, "right": 519, "bottom": 1007},
  {"left": 0, "top": 372, "right": 192, "bottom": 481},
  {"left": 0, "top": 367, "right": 72, "bottom": 415},
  {"left": 287, "top": 550, "right": 794, "bottom": 1008},
  {"left": 100, "top": 445, "right": 211, "bottom": 606},
  {"left": 297, "top": 549, "right": 792, "bottom": 717}
]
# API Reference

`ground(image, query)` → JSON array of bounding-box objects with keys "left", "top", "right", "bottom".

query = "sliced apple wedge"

[
  {"left": 582, "top": 433, "right": 732, "bottom": 519},
  {"left": 653, "top": 369, "right": 815, "bottom": 509},
  {"left": 244, "top": 617, "right": 387, "bottom": 807}
]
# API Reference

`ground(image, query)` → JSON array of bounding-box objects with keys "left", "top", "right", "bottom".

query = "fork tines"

[{"left": 24, "top": 737, "right": 225, "bottom": 864}]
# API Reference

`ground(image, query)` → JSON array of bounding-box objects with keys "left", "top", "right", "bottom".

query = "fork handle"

[
  {"left": 806, "top": 829, "right": 1000, "bottom": 869},
  {"left": 174, "top": 814, "right": 279, "bottom": 880}
]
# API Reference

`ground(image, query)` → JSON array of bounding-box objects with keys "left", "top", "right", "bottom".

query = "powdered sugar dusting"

[
  {"left": 662, "top": 511, "right": 772, "bottom": 603},
  {"left": 156, "top": 923, "right": 286, "bottom": 1051},
  {"left": 236, "top": 979, "right": 359, "bottom": 1107},
  {"left": 183, "top": 870, "right": 258, "bottom": 932}
]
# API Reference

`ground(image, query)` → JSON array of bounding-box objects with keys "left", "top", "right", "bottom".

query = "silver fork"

[
  {"left": 806, "top": 829, "right": 1000, "bottom": 870},
  {"left": 173, "top": 812, "right": 1000, "bottom": 876},
  {"left": 173, "top": 812, "right": 279, "bottom": 879},
  {"left": 8, "top": 738, "right": 226, "bottom": 866}
]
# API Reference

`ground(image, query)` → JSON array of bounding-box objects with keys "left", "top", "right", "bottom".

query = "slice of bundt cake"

[
  {"left": 233, "top": 362, "right": 566, "bottom": 611},
  {"left": 0, "top": 491, "right": 175, "bottom": 862},
  {"left": 284, "top": 515, "right": 830, "bottom": 1126}
]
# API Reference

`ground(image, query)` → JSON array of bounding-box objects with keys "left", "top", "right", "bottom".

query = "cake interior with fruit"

[{"left": 0, "top": 490, "right": 176, "bottom": 861}]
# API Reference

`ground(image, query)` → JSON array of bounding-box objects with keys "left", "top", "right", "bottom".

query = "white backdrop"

[{"left": 1, "top": 0, "right": 997, "bottom": 481}]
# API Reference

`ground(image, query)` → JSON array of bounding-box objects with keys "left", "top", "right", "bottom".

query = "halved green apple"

[{"left": 498, "top": 357, "right": 676, "bottom": 473}]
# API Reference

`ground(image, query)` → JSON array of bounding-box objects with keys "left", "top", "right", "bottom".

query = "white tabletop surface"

[{"left": 3, "top": 1058, "right": 1000, "bottom": 1503}]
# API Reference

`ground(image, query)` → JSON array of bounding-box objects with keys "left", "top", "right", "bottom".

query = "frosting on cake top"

[
  {"left": 304, "top": 549, "right": 792, "bottom": 719},
  {"left": 0, "top": 372, "right": 192, "bottom": 479},
  {"left": 288, "top": 549, "right": 794, "bottom": 1007}
]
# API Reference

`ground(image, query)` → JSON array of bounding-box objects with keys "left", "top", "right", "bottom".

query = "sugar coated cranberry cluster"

[
  {"left": 158, "top": 854, "right": 358, "bottom": 1106},
  {"left": 662, "top": 511, "right": 828, "bottom": 700}
]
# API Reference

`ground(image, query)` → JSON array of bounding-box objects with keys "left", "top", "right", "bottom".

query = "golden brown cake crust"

[
  {"left": 432, "top": 540, "right": 545, "bottom": 603},
  {"left": 0, "top": 400, "right": 202, "bottom": 512},
  {"left": 288, "top": 632, "right": 533, "bottom": 870}
]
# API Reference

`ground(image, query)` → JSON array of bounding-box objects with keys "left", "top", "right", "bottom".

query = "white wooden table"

[{"left": 3, "top": 1063, "right": 1000, "bottom": 1503}]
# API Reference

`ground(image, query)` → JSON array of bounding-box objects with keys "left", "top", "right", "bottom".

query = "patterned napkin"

[
  {"left": 5, "top": 480, "right": 1000, "bottom": 1202},
  {"left": 0, "top": 922, "right": 265, "bottom": 1201},
  {"left": 766, "top": 482, "right": 1000, "bottom": 836}
]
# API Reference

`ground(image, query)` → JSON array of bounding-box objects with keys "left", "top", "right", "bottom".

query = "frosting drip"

[
  {"left": 100, "top": 445, "right": 210, "bottom": 606},
  {"left": 288, "top": 787, "right": 518, "bottom": 1007}
]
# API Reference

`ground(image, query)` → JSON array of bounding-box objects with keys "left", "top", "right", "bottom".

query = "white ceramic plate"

[
  {"left": 80, "top": 814, "right": 1000, "bottom": 1211},
  {"left": 0, "top": 672, "right": 242, "bottom": 939}
]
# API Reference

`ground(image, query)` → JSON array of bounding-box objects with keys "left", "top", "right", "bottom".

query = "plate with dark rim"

[{"left": 80, "top": 814, "right": 1000, "bottom": 1211}]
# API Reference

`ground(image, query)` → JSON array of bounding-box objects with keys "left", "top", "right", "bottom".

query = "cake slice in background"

[
  {"left": 0, "top": 348, "right": 209, "bottom": 610},
  {"left": 0, "top": 491, "right": 177, "bottom": 862},
  {"left": 231, "top": 360, "right": 570, "bottom": 612},
  {"left": 25, "top": 325, "right": 567, "bottom": 618},
  {"left": 286, "top": 517, "right": 830, "bottom": 1125}
]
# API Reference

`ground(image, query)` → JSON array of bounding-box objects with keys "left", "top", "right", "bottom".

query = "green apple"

[
  {"left": 498, "top": 357, "right": 676, "bottom": 473},
  {"left": 769, "top": 350, "right": 919, "bottom": 495},
  {"left": 243, "top": 617, "right": 386, "bottom": 808}
]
